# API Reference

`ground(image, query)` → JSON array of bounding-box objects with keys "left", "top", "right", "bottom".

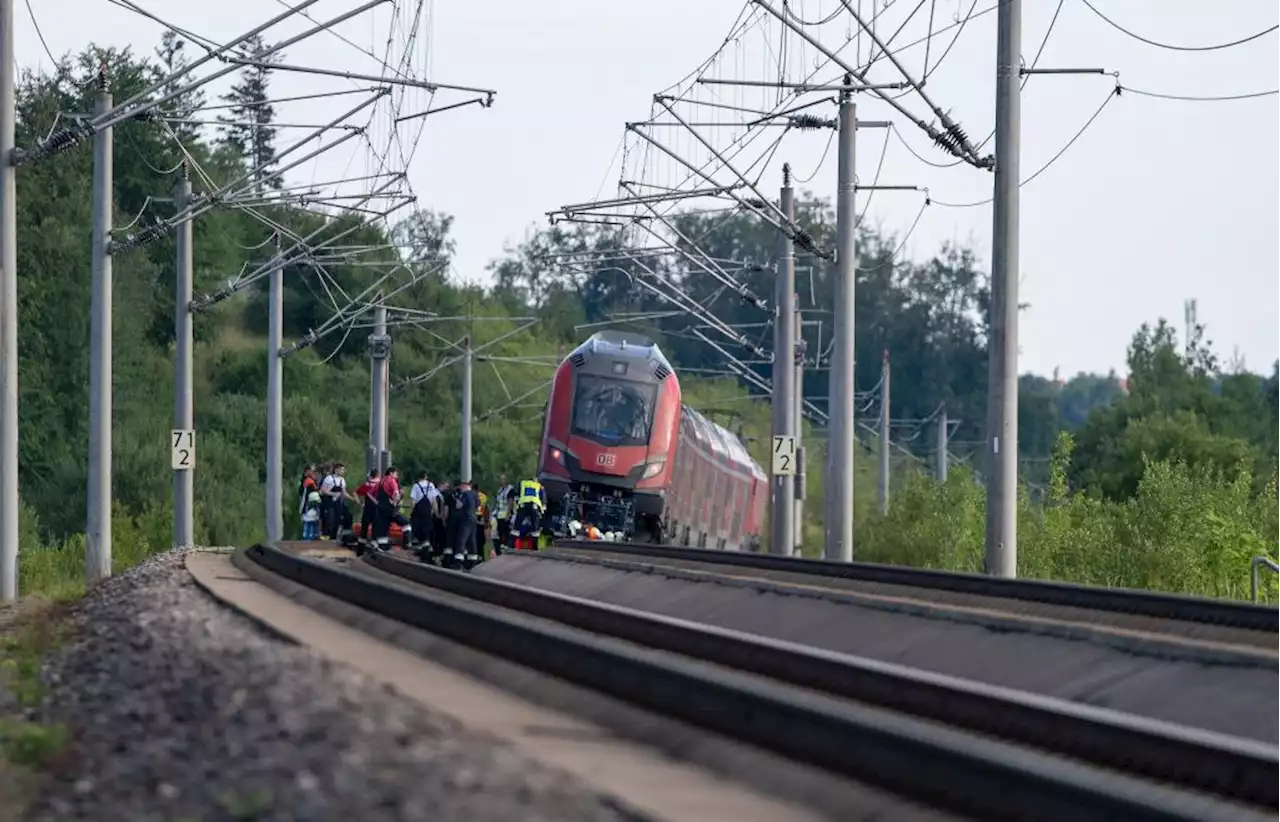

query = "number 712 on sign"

[
  {"left": 171, "top": 429, "right": 195, "bottom": 471},
  {"left": 771, "top": 435, "right": 797, "bottom": 476}
]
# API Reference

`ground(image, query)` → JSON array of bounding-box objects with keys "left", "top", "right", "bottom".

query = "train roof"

[{"left": 572, "top": 331, "right": 673, "bottom": 371}]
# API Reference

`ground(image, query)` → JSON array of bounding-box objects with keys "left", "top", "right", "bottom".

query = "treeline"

[{"left": 11, "top": 41, "right": 1278, "bottom": 602}]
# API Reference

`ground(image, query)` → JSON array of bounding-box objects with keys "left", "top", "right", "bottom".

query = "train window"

[{"left": 570, "top": 374, "right": 657, "bottom": 446}]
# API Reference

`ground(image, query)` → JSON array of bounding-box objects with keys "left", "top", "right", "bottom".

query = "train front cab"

[{"left": 538, "top": 333, "right": 681, "bottom": 538}]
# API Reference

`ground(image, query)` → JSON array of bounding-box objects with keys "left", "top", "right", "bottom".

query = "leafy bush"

[
  {"left": 843, "top": 432, "right": 1278, "bottom": 603},
  {"left": 17, "top": 500, "right": 176, "bottom": 600}
]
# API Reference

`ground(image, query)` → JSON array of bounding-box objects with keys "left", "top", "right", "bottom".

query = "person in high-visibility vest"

[
  {"left": 512, "top": 478, "right": 545, "bottom": 549},
  {"left": 492, "top": 474, "right": 515, "bottom": 554},
  {"left": 519, "top": 478, "right": 546, "bottom": 510}
]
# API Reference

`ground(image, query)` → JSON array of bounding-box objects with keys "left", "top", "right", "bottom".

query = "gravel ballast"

[{"left": 19, "top": 549, "right": 646, "bottom": 822}]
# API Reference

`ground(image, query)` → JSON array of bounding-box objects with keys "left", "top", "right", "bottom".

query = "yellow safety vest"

[{"left": 519, "top": 479, "right": 545, "bottom": 512}]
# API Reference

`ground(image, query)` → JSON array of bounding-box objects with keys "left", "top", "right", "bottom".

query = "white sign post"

[
  {"left": 171, "top": 429, "right": 195, "bottom": 471},
  {"left": 771, "top": 435, "right": 797, "bottom": 477}
]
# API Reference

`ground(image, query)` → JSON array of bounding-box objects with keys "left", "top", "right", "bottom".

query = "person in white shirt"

[
  {"left": 409, "top": 472, "right": 438, "bottom": 553},
  {"left": 320, "top": 463, "right": 355, "bottom": 540}
]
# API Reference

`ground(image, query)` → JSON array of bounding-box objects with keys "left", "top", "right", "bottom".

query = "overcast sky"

[{"left": 15, "top": 0, "right": 1279, "bottom": 378}]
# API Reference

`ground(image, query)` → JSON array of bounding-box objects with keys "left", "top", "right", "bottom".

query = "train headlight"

[
  {"left": 549, "top": 447, "right": 565, "bottom": 465},
  {"left": 641, "top": 462, "right": 665, "bottom": 479}
]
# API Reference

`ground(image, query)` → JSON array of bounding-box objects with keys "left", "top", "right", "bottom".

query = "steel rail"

[
  {"left": 244, "top": 543, "right": 1268, "bottom": 821},
  {"left": 551, "top": 540, "right": 1278, "bottom": 633},
  {"left": 365, "top": 550, "right": 1276, "bottom": 809}
]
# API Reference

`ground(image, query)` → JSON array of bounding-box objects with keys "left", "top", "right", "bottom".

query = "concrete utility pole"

[
  {"left": 984, "top": 0, "right": 1022, "bottom": 578},
  {"left": 770, "top": 165, "right": 796, "bottom": 557},
  {"left": 0, "top": 0, "right": 19, "bottom": 602},
  {"left": 265, "top": 233, "right": 283, "bottom": 543},
  {"left": 367, "top": 302, "right": 389, "bottom": 474},
  {"left": 793, "top": 305, "right": 805, "bottom": 549},
  {"left": 460, "top": 335, "right": 473, "bottom": 481},
  {"left": 936, "top": 405, "right": 949, "bottom": 484},
  {"left": 825, "top": 80, "right": 856, "bottom": 562},
  {"left": 878, "top": 350, "right": 890, "bottom": 516},
  {"left": 173, "top": 167, "right": 194, "bottom": 548},
  {"left": 86, "top": 77, "right": 114, "bottom": 584}
]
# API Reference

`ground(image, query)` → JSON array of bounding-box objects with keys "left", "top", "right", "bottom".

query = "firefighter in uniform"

[
  {"left": 512, "top": 478, "right": 546, "bottom": 550},
  {"left": 374, "top": 467, "right": 412, "bottom": 551}
]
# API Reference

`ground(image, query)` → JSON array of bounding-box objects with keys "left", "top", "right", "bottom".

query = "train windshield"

[{"left": 570, "top": 374, "right": 656, "bottom": 447}]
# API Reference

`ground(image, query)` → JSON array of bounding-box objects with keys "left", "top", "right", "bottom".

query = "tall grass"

[{"left": 17, "top": 500, "right": 175, "bottom": 601}]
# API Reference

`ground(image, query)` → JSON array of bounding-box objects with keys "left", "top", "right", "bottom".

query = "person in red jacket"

[
  {"left": 373, "top": 466, "right": 412, "bottom": 550},
  {"left": 354, "top": 469, "right": 380, "bottom": 543}
]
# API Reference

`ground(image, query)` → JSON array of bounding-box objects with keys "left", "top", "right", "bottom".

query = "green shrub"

[
  {"left": 834, "top": 430, "right": 1278, "bottom": 602},
  {"left": 17, "top": 500, "right": 176, "bottom": 600}
]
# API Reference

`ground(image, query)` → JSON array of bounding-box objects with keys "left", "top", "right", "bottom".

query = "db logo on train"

[{"left": 595, "top": 453, "right": 616, "bottom": 468}]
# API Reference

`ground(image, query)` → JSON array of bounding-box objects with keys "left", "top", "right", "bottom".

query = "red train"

[{"left": 538, "top": 331, "right": 767, "bottom": 550}]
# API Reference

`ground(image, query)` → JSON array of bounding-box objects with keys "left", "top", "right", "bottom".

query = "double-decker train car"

[{"left": 538, "top": 331, "right": 766, "bottom": 550}]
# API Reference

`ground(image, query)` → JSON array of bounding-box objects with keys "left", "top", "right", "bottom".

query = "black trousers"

[
  {"left": 432, "top": 517, "right": 446, "bottom": 553},
  {"left": 496, "top": 518, "right": 511, "bottom": 548},
  {"left": 457, "top": 523, "right": 477, "bottom": 558},
  {"left": 318, "top": 497, "right": 333, "bottom": 537},
  {"left": 326, "top": 499, "right": 346, "bottom": 537},
  {"left": 360, "top": 503, "right": 376, "bottom": 539},
  {"left": 514, "top": 504, "right": 541, "bottom": 536},
  {"left": 410, "top": 508, "right": 432, "bottom": 547},
  {"left": 375, "top": 509, "right": 409, "bottom": 543},
  {"left": 374, "top": 503, "right": 399, "bottom": 539}
]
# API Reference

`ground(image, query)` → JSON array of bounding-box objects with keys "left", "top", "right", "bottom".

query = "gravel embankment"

[{"left": 21, "top": 549, "right": 647, "bottom": 822}]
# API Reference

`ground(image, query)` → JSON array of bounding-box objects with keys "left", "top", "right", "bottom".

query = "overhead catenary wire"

[
  {"left": 930, "top": 83, "right": 1120, "bottom": 209},
  {"left": 23, "top": 0, "right": 58, "bottom": 70},
  {"left": 1078, "top": 0, "right": 1278, "bottom": 52}
]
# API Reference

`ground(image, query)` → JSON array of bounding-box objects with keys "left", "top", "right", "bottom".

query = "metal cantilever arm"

[{"left": 1250, "top": 555, "right": 1278, "bottom": 603}]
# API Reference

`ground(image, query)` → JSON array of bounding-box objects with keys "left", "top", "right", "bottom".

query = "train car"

[
  {"left": 664, "top": 406, "right": 767, "bottom": 552},
  {"left": 538, "top": 331, "right": 766, "bottom": 550}
]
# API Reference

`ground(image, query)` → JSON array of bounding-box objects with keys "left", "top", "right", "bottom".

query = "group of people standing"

[
  {"left": 297, "top": 463, "right": 356, "bottom": 540},
  {"left": 298, "top": 462, "right": 542, "bottom": 566}
]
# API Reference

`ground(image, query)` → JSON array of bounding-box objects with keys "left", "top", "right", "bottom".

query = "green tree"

[
  {"left": 1071, "top": 321, "right": 1277, "bottom": 500},
  {"left": 217, "top": 34, "right": 280, "bottom": 190},
  {"left": 153, "top": 31, "right": 206, "bottom": 143}
]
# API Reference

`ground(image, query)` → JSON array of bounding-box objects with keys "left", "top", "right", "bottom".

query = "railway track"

[
  {"left": 547, "top": 540, "right": 1278, "bottom": 650},
  {"left": 245, "top": 542, "right": 1275, "bottom": 822}
]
